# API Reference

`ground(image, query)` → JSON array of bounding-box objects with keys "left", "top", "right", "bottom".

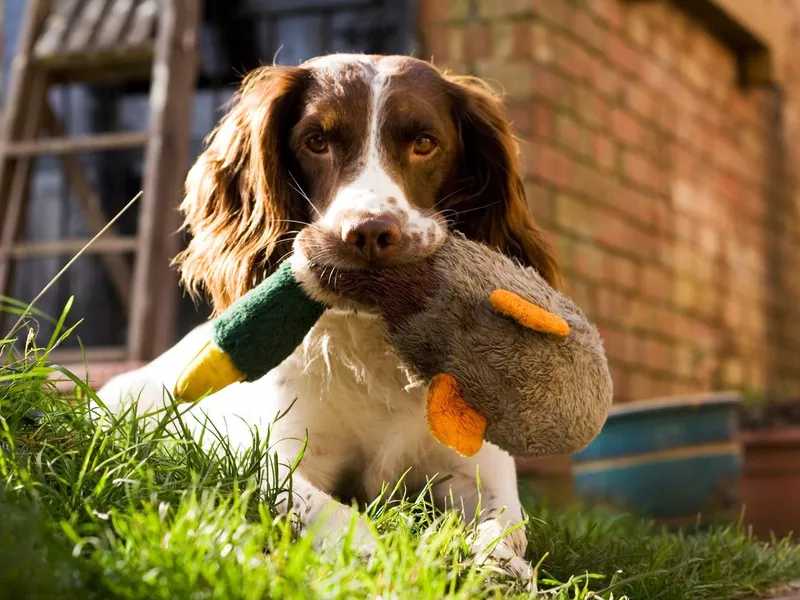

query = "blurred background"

[{"left": 1, "top": 0, "right": 799, "bottom": 536}]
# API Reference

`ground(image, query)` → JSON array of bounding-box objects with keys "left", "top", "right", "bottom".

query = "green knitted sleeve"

[{"left": 212, "top": 260, "right": 326, "bottom": 381}]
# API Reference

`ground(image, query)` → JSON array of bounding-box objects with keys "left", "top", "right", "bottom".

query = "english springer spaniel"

[{"left": 99, "top": 54, "right": 561, "bottom": 578}]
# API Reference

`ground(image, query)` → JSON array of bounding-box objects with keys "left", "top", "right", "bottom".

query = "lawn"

[{"left": 1, "top": 299, "right": 799, "bottom": 600}]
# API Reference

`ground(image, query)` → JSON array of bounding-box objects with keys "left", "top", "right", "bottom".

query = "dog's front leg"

[
  {"left": 269, "top": 438, "right": 374, "bottom": 552},
  {"left": 432, "top": 444, "right": 532, "bottom": 579}
]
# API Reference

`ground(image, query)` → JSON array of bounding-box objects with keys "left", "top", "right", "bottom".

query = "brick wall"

[
  {"left": 419, "top": 0, "right": 800, "bottom": 401},
  {"left": 418, "top": 0, "right": 800, "bottom": 403}
]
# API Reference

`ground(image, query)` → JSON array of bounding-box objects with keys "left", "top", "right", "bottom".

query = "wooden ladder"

[{"left": 0, "top": 0, "right": 201, "bottom": 365}]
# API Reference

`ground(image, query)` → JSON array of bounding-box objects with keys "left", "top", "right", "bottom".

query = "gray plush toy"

[
  {"left": 175, "top": 234, "right": 613, "bottom": 458},
  {"left": 310, "top": 234, "right": 613, "bottom": 458}
]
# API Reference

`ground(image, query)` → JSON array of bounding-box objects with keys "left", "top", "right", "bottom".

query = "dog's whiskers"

[
  {"left": 288, "top": 171, "right": 322, "bottom": 219},
  {"left": 427, "top": 186, "right": 469, "bottom": 214}
]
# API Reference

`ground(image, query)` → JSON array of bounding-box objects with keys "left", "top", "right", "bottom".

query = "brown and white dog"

[{"left": 98, "top": 54, "right": 560, "bottom": 577}]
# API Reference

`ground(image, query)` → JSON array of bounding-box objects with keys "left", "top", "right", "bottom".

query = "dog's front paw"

[
  {"left": 310, "top": 504, "right": 377, "bottom": 557},
  {"left": 467, "top": 520, "right": 532, "bottom": 580}
]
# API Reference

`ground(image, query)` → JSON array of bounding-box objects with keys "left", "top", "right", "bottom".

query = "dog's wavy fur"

[
  {"left": 102, "top": 56, "right": 561, "bottom": 578},
  {"left": 176, "top": 65, "right": 559, "bottom": 313}
]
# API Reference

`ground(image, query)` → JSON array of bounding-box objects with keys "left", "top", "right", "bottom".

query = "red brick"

[
  {"left": 597, "top": 326, "right": 625, "bottom": 362},
  {"left": 576, "top": 88, "right": 609, "bottom": 129},
  {"left": 532, "top": 66, "right": 571, "bottom": 108},
  {"left": 508, "top": 21, "right": 533, "bottom": 60},
  {"left": 476, "top": 0, "right": 530, "bottom": 18},
  {"left": 641, "top": 61, "right": 667, "bottom": 93},
  {"left": 611, "top": 368, "right": 631, "bottom": 401},
  {"left": 639, "top": 128, "right": 660, "bottom": 162},
  {"left": 555, "top": 33, "right": 589, "bottom": 81},
  {"left": 572, "top": 239, "right": 604, "bottom": 279},
  {"left": 624, "top": 334, "right": 647, "bottom": 366},
  {"left": 531, "top": 102, "right": 554, "bottom": 139},
  {"left": 596, "top": 287, "right": 629, "bottom": 323},
  {"left": 421, "top": 25, "right": 450, "bottom": 62},
  {"left": 642, "top": 265, "right": 669, "bottom": 301},
  {"left": 626, "top": 84, "right": 655, "bottom": 121},
  {"left": 531, "top": 22, "right": 555, "bottom": 65},
  {"left": 463, "top": 24, "right": 493, "bottom": 61},
  {"left": 610, "top": 108, "right": 641, "bottom": 146},
  {"left": 575, "top": 10, "right": 608, "bottom": 53},
  {"left": 554, "top": 193, "right": 595, "bottom": 238},
  {"left": 653, "top": 31, "right": 675, "bottom": 67},
  {"left": 532, "top": 0, "right": 568, "bottom": 26},
  {"left": 610, "top": 254, "right": 639, "bottom": 291},
  {"left": 556, "top": 113, "right": 588, "bottom": 155},
  {"left": 592, "top": 62, "right": 622, "bottom": 99},
  {"left": 614, "top": 188, "right": 651, "bottom": 225},
  {"left": 608, "top": 34, "right": 639, "bottom": 74},
  {"left": 629, "top": 372, "right": 652, "bottom": 401},
  {"left": 506, "top": 102, "right": 532, "bottom": 137},
  {"left": 626, "top": 7, "right": 650, "bottom": 47},
  {"left": 571, "top": 164, "right": 618, "bottom": 205},
  {"left": 528, "top": 187, "right": 554, "bottom": 226},
  {"left": 594, "top": 210, "right": 648, "bottom": 253},
  {"left": 594, "top": 134, "right": 617, "bottom": 170},
  {"left": 649, "top": 200, "right": 672, "bottom": 235},
  {"left": 565, "top": 278, "right": 595, "bottom": 315},
  {"left": 529, "top": 144, "right": 574, "bottom": 188},
  {"left": 655, "top": 308, "right": 679, "bottom": 339},
  {"left": 419, "top": 0, "right": 452, "bottom": 23},
  {"left": 590, "top": 0, "right": 624, "bottom": 30},
  {"left": 622, "top": 151, "right": 659, "bottom": 190},
  {"left": 646, "top": 339, "right": 673, "bottom": 371}
]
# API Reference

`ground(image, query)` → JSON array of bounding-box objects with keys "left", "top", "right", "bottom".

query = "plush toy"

[{"left": 174, "top": 234, "right": 613, "bottom": 458}]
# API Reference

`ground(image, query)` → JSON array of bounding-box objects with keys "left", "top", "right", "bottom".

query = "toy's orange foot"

[
  {"left": 426, "top": 374, "right": 486, "bottom": 457},
  {"left": 489, "top": 289, "right": 570, "bottom": 337}
]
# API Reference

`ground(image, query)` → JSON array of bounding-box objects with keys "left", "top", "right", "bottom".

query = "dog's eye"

[
  {"left": 306, "top": 134, "right": 329, "bottom": 154},
  {"left": 412, "top": 135, "right": 436, "bottom": 156}
]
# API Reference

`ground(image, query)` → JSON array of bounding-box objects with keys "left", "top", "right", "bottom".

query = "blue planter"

[{"left": 573, "top": 392, "right": 742, "bottom": 525}]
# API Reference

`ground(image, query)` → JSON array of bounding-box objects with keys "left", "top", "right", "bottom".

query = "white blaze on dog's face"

[
  {"left": 176, "top": 54, "right": 558, "bottom": 313},
  {"left": 290, "top": 55, "right": 461, "bottom": 273}
]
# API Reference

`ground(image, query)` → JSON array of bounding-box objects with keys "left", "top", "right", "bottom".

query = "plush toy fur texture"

[
  {"left": 212, "top": 259, "right": 326, "bottom": 380},
  {"left": 313, "top": 234, "right": 614, "bottom": 457},
  {"left": 175, "top": 260, "right": 326, "bottom": 401}
]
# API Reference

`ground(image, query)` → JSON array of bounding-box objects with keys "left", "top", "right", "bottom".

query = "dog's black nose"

[{"left": 341, "top": 212, "right": 402, "bottom": 262}]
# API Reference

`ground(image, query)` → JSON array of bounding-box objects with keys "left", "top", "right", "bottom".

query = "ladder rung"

[
  {"left": 5, "top": 131, "right": 149, "bottom": 157},
  {"left": 49, "top": 346, "right": 131, "bottom": 364},
  {"left": 10, "top": 236, "right": 139, "bottom": 259}
]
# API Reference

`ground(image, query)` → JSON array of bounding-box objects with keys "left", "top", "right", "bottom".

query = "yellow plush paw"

[
  {"left": 489, "top": 289, "right": 570, "bottom": 337},
  {"left": 174, "top": 341, "right": 245, "bottom": 403},
  {"left": 426, "top": 374, "right": 486, "bottom": 457}
]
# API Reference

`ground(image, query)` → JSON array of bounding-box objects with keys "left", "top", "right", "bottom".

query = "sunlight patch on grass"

[{"left": 1, "top": 300, "right": 798, "bottom": 599}]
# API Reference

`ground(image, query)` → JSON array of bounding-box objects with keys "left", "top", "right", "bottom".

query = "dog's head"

[{"left": 176, "top": 54, "right": 559, "bottom": 312}]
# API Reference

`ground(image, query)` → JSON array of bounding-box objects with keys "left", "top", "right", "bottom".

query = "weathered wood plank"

[
  {"left": 95, "top": 0, "right": 137, "bottom": 49},
  {"left": 5, "top": 130, "right": 149, "bottom": 157},
  {"left": 0, "top": 74, "right": 47, "bottom": 299},
  {"left": 65, "top": 0, "right": 111, "bottom": 53},
  {"left": 126, "top": 0, "right": 158, "bottom": 47},
  {"left": 35, "top": 45, "right": 154, "bottom": 83},
  {"left": 10, "top": 236, "right": 139, "bottom": 258},
  {"left": 130, "top": 0, "right": 202, "bottom": 360},
  {"left": 49, "top": 346, "right": 130, "bottom": 364},
  {"left": 0, "top": 0, "right": 48, "bottom": 224},
  {"left": 34, "top": 0, "right": 84, "bottom": 57},
  {"left": 42, "top": 104, "right": 134, "bottom": 309}
]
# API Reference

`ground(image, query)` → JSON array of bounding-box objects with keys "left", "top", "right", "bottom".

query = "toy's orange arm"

[
  {"left": 489, "top": 289, "right": 570, "bottom": 337},
  {"left": 426, "top": 289, "right": 570, "bottom": 456}
]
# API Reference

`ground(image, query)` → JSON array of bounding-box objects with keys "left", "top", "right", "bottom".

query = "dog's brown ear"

[
  {"left": 175, "top": 66, "right": 309, "bottom": 312},
  {"left": 443, "top": 74, "right": 561, "bottom": 288}
]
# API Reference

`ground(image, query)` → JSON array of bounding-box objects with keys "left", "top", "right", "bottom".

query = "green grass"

[{"left": 1, "top": 298, "right": 799, "bottom": 599}]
